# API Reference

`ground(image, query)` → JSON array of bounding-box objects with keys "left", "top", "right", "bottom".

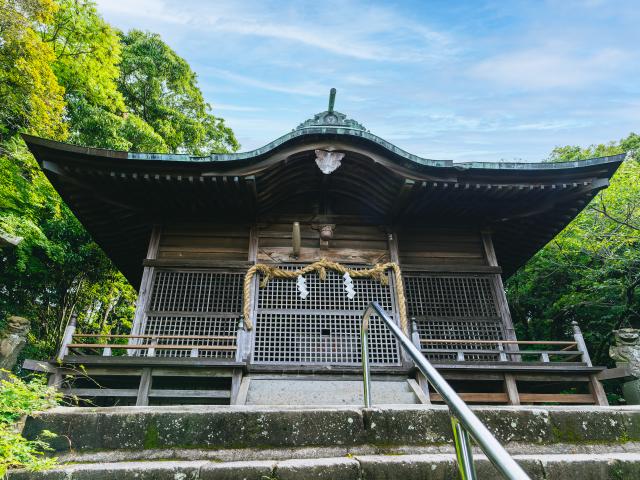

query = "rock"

[{"left": 0, "top": 315, "right": 30, "bottom": 377}]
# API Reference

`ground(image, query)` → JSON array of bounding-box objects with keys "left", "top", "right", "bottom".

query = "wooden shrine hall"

[{"left": 23, "top": 91, "right": 625, "bottom": 407}]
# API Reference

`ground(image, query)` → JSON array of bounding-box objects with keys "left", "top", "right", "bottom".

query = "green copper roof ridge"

[
  {"left": 127, "top": 125, "right": 626, "bottom": 170},
  {"left": 22, "top": 125, "right": 627, "bottom": 171}
]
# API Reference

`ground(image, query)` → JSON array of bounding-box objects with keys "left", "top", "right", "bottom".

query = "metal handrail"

[{"left": 361, "top": 301, "right": 530, "bottom": 480}]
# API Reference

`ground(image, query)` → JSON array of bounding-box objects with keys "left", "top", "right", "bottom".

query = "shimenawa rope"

[{"left": 242, "top": 259, "right": 408, "bottom": 334}]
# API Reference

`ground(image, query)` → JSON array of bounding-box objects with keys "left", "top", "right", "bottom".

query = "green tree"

[
  {"left": 38, "top": 0, "right": 168, "bottom": 152},
  {"left": 118, "top": 29, "right": 239, "bottom": 154},
  {"left": 0, "top": 139, "right": 136, "bottom": 357},
  {"left": 65, "top": 96, "right": 168, "bottom": 152},
  {"left": 1, "top": 0, "right": 237, "bottom": 363},
  {"left": 0, "top": 0, "right": 67, "bottom": 141},
  {"left": 507, "top": 134, "right": 640, "bottom": 367},
  {"left": 41, "top": 0, "right": 124, "bottom": 112}
]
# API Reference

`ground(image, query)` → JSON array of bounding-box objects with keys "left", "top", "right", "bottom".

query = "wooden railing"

[
  {"left": 61, "top": 333, "right": 237, "bottom": 358},
  {"left": 412, "top": 321, "right": 593, "bottom": 365}
]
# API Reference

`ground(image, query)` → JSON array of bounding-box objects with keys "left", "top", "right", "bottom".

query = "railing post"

[
  {"left": 236, "top": 317, "right": 247, "bottom": 362},
  {"left": 361, "top": 309, "right": 372, "bottom": 408},
  {"left": 56, "top": 313, "right": 77, "bottom": 361},
  {"left": 148, "top": 337, "right": 157, "bottom": 358},
  {"left": 572, "top": 321, "right": 592, "bottom": 366},
  {"left": 498, "top": 343, "right": 507, "bottom": 362},
  {"left": 451, "top": 416, "right": 478, "bottom": 480},
  {"left": 411, "top": 318, "right": 421, "bottom": 349}
]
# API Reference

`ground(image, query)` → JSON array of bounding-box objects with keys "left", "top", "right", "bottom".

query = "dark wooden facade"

[{"left": 23, "top": 105, "right": 625, "bottom": 407}]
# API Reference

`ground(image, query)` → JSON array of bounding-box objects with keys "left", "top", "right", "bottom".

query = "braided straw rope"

[{"left": 242, "top": 258, "right": 408, "bottom": 334}]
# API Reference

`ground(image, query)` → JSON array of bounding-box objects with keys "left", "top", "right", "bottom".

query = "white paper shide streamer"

[
  {"left": 343, "top": 272, "right": 356, "bottom": 300},
  {"left": 297, "top": 275, "right": 309, "bottom": 299}
]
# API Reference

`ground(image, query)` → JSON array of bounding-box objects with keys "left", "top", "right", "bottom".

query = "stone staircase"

[
  {"left": 244, "top": 375, "right": 423, "bottom": 405},
  {"left": 10, "top": 405, "right": 640, "bottom": 479}
]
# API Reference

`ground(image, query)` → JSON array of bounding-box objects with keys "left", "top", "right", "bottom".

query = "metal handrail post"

[
  {"left": 361, "top": 313, "right": 372, "bottom": 408},
  {"left": 362, "top": 301, "right": 530, "bottom": 480},
  {"left": 451, "top": 416, "right": 478, "bottom": 480}
]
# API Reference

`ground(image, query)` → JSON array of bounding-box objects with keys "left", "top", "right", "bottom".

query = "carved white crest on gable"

[{"left": 315, "top": 149, "right": 345, "bottom": 174}]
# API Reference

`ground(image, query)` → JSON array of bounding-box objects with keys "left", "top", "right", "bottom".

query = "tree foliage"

[
  {"left": 0, "top": 0, "right": 237, "bottom": 361},
  {"left": 507, "top": 134, "right": 640, "bottom": 367},
  {"left": 118, "top": 30, "right": 238, "bottom": 154},
  {"left": 0, "top": 373, "right": 61, "bottom": 475},
  {"left": 0, "top": 0, "right": 67, "bottom": 141}
]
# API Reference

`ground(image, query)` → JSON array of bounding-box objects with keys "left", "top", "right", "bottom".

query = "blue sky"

[{"left": 95, "top": 0, "right": 640, "bottom": 162}]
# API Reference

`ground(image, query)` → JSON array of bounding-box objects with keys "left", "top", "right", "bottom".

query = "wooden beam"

[
  {"left": 73, "top": 334, "right": 236, "bottom": 340},
  {"left": 407, "top": 378, "right": 430, "bottom": 404},
  {"left": 388, "top": 179, "right": 416, "bottom": 222},
  {"left": 67, "top": 344, "right": 237, "bottom": 351},
  {"left": 518, "top": 393, "right": 595, "bottom": 404},
  {"left": 230, "top": 369, "right": 243, "bottom": 405},
  {"left": 148, "top": 389, "right": 231, "bottom": 398},
  {"left": 589, "top": 374, "right": 609, "bottom": 406},
  {"left": 136, "top": 368, "right": 152, "bottom": 406},
  {"left": 597, "top": 366, "right": 633, "bottom": 381},
  {"left": 430, "top": 392, "right": 508, "bottom": 403},
  {"left": 130, "top": 225, "right": 162, "bottom": 348},
  {"left": 419, "top": 339, "right": 576, "bottom": 346},
  {"left": 481, "top": 230, "right": 518, "bottom": 343},
  {"left": 60, "top": 388, "right": 138, "bottom": 397},
  {"left": 248, "top": 225, "right": 258, "bottom": 263},
  {"left": 504, "top": 373, "right": 520, "bottom": 405},
  {"left": 236, "top": 376, "right": 251, "bottom": 405}
]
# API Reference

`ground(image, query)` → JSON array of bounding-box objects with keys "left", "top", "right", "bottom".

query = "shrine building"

[{"left": 23, "top": 90, "right": 624, "bottom": 407}]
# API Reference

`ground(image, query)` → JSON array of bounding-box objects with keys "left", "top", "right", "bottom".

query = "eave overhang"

[{"left": 22, "top": 124, "right": 625, "bottom": 286}]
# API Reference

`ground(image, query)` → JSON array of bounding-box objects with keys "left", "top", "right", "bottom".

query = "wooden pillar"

[
  {"left": 481, "top": 231, "right": 518, "bottom": 343},
  {"left": 230, "top": 368, "right": 243, "bottom": 405},
  {"left": 388, "top": 231, "right": 400, "bottom": 264},
  {"left": 56, "top": 313, "right": 77, "bottom": 361},
  {"left": 136, "top": 368, "right": 152, "bottom": 406},
  {"left": 589, "top": 375, "right": 609, "bottom": 406},
  {"left": 48, "top": 370, "right": 63, "bottom": 388},
  {"left": 504, "top": 374, "right": 520, "bottom": 405},
  {"left": 573, "top": 321, "right": 609, "bottom": 406},
  {"left": 129, "top": 226, "right": 162, "bottom": 353},
  {"left": 237, "top": 225, "right": 259, "bottom": 363}
]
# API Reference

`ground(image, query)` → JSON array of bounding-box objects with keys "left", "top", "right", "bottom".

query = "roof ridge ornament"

[
  {"left": 295, "top": 88, "right": 368, "bottom": 132},
  {"left": 328, "top": 87, "right": 336, "bottom": 113}
]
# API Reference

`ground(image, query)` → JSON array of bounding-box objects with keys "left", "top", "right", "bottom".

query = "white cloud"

[
  {"left": 212, "top": 104, "right": 265, "bottom": 112},
  {"left": 96, "top": 0, "right": 454, "bottom": 62},
  {"left": 471, "top": 47, "right": 628, "bottom": 89},
  {"left": 201, "top": 68, "right": 327, "bottom": 97}
]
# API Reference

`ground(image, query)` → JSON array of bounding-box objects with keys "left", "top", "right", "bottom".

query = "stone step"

[
  {"left": 8, "top": 453, "right": 640, "bottom": 479},
  {"left": 22, "top": 405, "right": 640, "bottom": 454},
  {"left": 245, "top": 377, "right": 421, "bottom": 405}
]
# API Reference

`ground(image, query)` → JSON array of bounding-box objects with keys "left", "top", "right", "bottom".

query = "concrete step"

[
  {"left": 8, "top": 453, "right": 640, "bottom": 479},
  {"left": 245, "top": 377, "right": 420, "bottom": 405},
  {"left": 22, "top": 405, "right": 640, "bottom": 455}
]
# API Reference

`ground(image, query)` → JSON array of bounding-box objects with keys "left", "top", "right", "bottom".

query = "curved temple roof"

[{"left": 23, "top": 105, "right": 626, "bottom": 286}]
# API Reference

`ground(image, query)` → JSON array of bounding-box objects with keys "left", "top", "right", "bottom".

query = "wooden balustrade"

[
  {"left": 418, "top": 339, "right": 583, "bottom": 363},
  {"left": 65, "top": 334, "right": 238, "bottom": 358}
]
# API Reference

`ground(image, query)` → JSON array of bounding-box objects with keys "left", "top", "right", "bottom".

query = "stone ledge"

[
  {"left": 22, "top": 405, "right": 640, "bottom": 453},
  {"left": 8, "top": 453, "right": 640, "bottom": 480},
  {"left": 51, "top": 441, "right": 640, "bottom": 465}
]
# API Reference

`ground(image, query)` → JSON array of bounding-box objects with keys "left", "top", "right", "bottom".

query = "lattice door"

[
  {"left": 141, "top": 270, "right": 243, "bottom": 358},
  {"left": 252, "top": 265, "right": 401, "bottom": 366},
  {"left": 403, "top": 273, "right": 505, "bottom": 361}
]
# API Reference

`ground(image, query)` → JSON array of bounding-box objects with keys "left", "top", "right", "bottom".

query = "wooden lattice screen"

[
  {"left": 252, "top": 265, "right": 401, "bottom": 366},
  {"left": 403, "top": 273, "right": 505, "bottom": 361},
  {"left": 141, "top": 270, "right": 242, "bottom": 358}
]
